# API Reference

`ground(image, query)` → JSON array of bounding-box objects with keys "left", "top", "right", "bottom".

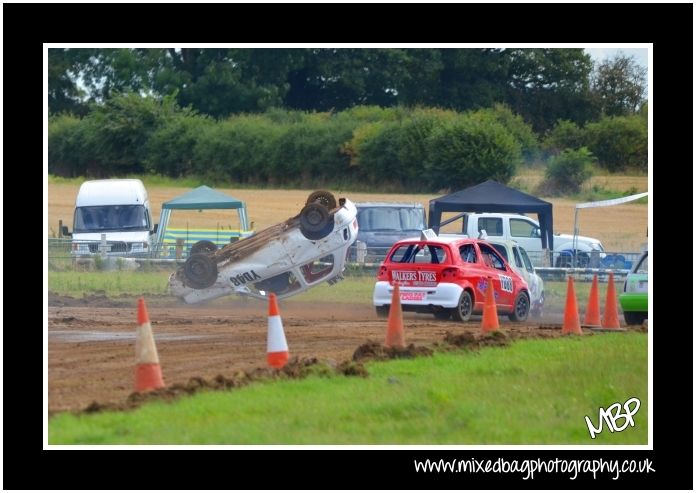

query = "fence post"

[
  {"left": 590, "top": 250, "right": 600, "bottom": 268},
  {"left": 175, "top": 238, "right": 184, "bottom": 260},
  {"left": 356, "top": 240, "right": 367, "bottom": 264},
  {"left": 58, "top": 219, "right": 63, "bottom": 238},
  {"left": 542, "top": 249, "right": 551, "bottom": 267}
]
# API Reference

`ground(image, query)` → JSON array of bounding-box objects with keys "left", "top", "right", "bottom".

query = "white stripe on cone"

[
  {"left": 136, "top": 322, "right": 160, "bottom": 364},
  {"left": 267, "top": 315, "right": 288, "bottom": 353}
]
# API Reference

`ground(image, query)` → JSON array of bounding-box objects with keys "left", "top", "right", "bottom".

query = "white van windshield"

[
  {"left": 74, "top": 205, "right": 149, "bottom": 232},
  {"left": 356, "top": 207, "right": 425, "bottom": 232}
]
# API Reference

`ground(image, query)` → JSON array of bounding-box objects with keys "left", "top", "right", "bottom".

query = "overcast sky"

[{"left": 585, "top": 48, "right": 649, "bottom": 69}]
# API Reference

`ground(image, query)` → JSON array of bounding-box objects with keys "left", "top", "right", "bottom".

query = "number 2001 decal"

[{"left": 499, "top": 275, "right": 513, "bottom": 293}]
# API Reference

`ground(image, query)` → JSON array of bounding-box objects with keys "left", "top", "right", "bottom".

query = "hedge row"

[
  {"left": 49, "top": 95, "right": 537, "bottom": 191},
  {"left": 543, "top": 114, "right": 648, "bottom": 172}
]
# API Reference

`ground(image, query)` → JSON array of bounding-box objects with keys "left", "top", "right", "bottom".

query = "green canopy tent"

[{"left": 154, "top": 186, "right": 251, "bottom": 255}]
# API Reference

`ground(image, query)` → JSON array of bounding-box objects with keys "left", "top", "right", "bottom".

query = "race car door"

[{"left": 476, "top": 242, "right": 516, "bottom": 309}]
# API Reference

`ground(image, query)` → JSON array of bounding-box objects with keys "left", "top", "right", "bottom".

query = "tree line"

[
  {"left": 49, "top": 96, "right": 647, "bottom": 193},
  {"left": 49, "top": 48, "right": 646, "bottom": 133}
]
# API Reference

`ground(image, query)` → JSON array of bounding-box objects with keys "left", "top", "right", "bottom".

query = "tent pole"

[
  {"left": 155, "top": 208, "right": 170, "bottom": 256},
  {"left": 573, "top": 207, "right": 578, "bottom": 267}
]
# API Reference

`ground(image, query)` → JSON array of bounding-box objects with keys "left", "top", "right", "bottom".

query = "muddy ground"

[{"left": 48, "top": 295, "right": 635, "bottom": 414}]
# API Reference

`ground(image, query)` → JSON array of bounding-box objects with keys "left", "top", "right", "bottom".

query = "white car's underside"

[{"left": 169, "top": 192, "right": 358, "bottom": 303}]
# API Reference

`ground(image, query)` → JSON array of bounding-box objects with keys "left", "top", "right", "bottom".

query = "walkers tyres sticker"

[
  {"left": 391, "top": 270, "right": 437, "bottom": 287},
  {"left": 498, "top": 274, "right": 513, "bottom": 293}
]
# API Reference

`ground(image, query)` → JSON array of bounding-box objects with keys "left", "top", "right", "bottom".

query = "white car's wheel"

[
  {"left": 183, "top": 253, "right": 218, "bottom": 289},
  {"left": 531, "top": 291, "right": 544, "bottom": 318},
  {"left": 190, "top": 240, "right": 218, "bottom": 255},
  {"left": 300, "top": 203, "right": 332, "bottom": 240},
  {"left": 306, "top": 190, "right": 337, "bottom": 210}
]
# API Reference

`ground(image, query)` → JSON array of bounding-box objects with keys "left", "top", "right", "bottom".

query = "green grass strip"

[
  {"left": 49, "top": 333, "right": 647, "bottom": 445},
  {"left": 48, "top": 271, "right": 172, "bottom": 297},
  {"left": 48, "top": 269, "right": 607, "bottom": 311}
]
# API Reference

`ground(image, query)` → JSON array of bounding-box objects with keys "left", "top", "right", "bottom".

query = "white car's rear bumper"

[{"left": 373, "top": 281, "right": 463, "bottom": 308}]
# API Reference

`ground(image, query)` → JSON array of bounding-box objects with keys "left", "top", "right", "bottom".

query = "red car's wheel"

[
  {"left": 508, "top": 291, "right": 530, "bottom": 322},
  {"left": 452, "top": 290, "right": 473, "bottom": 322},
  {"left": 375, "top": 305, "right": 389, "bottom": 318}
]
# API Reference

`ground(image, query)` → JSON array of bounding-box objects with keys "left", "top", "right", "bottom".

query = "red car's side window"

[
  {"left": 459, "top": 244, "right": 477, "bottom": 263},
  {"left": 478, "top": 243, "right": 506, "bottom": 271}
]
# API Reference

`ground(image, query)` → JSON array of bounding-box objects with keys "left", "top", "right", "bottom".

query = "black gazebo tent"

[{"left": 428, "top": 180, "right": 554, "bottom": 250}]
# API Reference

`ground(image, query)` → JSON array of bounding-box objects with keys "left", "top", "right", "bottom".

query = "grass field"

[
  {"left": 49, "top": 332, "right": 648, "bottom": 445},
  {"left": 48, "top": 270, "right": 172, "bottom": 297},
  {"left": 47, "top": 270, "right": 610, "bottom": 313},
  {"left": 47, "top": 173, "right": 648, "bottom": 251}
]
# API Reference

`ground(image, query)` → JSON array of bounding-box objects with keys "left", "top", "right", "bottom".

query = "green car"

[{"left": 619, "top": 251, "right": 648, "bottom": 324}]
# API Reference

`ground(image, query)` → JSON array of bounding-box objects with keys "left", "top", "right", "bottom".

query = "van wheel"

[
  {"left": 452, "top": 291, "right": 473, "bottom": 322},
  {"left": 183, "top": 253, "right": 218, "bottom": 289},
  {"left": 299, "top": 203, "right": 333, "bottom": 240},
  {"left": 508, "top": 291, "right": 530, "bottom": 322},
  {"left": 190, "top": 240, "right": 218, "bottom": 255},
  {"left": 306, "top": 190, "right": 337, "bottom": 210}
]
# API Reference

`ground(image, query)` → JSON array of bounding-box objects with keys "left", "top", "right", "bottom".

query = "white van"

[{"left": 66, "top": 179, "right": 157, "bottom": 257}]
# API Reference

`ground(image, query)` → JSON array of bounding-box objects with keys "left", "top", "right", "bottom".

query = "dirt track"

[{"left": 48, "top": 296, "right": 577, "bottom": 414}]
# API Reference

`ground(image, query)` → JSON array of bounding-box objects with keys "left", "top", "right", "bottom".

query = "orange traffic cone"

[
  {"left": 385, "top": 283, "right": 405, "bottom": 348},
  {"left": 601, "top": 272, "right": 622, "bottom": 329},
  {"left": 481, "top": 281, "right": 499, "bottom": 332},
  {"left": 583, "top": 274, "right": 601, "bottom": 327},
  {"left": 562, "top": 276, "right": 582, "bottom": 335},
  {"left": 267, "top": 293, "right": 289, "bottom": 368},
  {"left": 134, "top": 297, "right": 165, "bottom": 392}
]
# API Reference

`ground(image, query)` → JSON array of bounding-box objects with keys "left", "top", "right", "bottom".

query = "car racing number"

[
  {"left": 498, "top": 274, "right": 513, "bottom": 293},
  {"left": 230, "top": 269, "right": 262, "bottom": 287}
]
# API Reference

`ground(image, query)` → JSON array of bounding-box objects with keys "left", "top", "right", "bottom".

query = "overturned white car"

[{"left": 169, "top": 191, "right": 358, "bottom": 303}]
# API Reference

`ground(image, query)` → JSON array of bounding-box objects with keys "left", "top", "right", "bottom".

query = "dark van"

[{"left": 352, "top": 202, "right": 427, "bottom": 262}]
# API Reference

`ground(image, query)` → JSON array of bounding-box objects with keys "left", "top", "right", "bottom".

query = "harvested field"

[{"left": 48, "top": 180, "right": 648, "bottom": 251}]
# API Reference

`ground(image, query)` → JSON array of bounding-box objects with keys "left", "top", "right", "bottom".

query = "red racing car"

[{"left": 373, "top": 232, "right": 531, "bottom": 322}]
